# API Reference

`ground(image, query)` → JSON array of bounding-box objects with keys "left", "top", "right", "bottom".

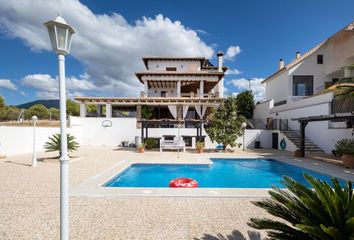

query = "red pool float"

[{"left": 169, "top": 178, "right": 198, "bottom": 188}]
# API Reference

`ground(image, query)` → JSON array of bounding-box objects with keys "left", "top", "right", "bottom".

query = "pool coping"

[{"left": 70, "top": 155, "right": 354, "bottom": 198}]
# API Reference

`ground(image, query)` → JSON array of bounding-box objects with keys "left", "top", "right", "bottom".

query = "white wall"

[
  {"left": 268, "top": 98, "right": 353, "bottom": 154},
  {"left": 254, "top": 100, "right": 274, "bottom": 120},
  {"left": 288, "top": 48, "right": 328, "bottom": 96},
  {"left": 70, "top": 117, "right": 137, "bottom": 147},
  {"left": 0, "top": 126, "right": 60, "bottom": 156},
  {"left": 265, "top": 71, "right": 289, "bottom": 103},
  {"left": 148, "top": 87, "right": 177, "bottom": 97},
  {"left": 147, "top": 60, "right": 201, "bottom": 72}
]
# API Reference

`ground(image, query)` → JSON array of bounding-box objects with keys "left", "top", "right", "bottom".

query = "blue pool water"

[{"left": 105, "top": 159, "right": 346, "bottom": 188}]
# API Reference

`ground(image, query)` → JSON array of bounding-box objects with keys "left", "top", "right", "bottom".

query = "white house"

[
  {"left": 72, "top": 52, "right": 228, "bottom": 149},
  {"left": 254, "top": 21, "right": 354, "bottom": 154}
]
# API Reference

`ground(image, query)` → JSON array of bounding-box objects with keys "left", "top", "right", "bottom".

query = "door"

[{"left": 272, "top": 133, "right": 278, "bottom": 149}]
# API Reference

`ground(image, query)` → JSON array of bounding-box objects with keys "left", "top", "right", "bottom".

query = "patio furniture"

[{"left": 160, "top": 137, "right": 185, "bottom": 152}]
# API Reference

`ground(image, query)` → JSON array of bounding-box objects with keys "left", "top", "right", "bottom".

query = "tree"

[
  {"left": 66, "top": 99, "right": 80, "bottom": 116},
  {"left": 248, "top": 174, "right": 354, "bottom": 240},
  {"left": 205, "top": 96, "right": 246, "bottom": 150},
  {"left": 5, "top": 106, "right": 21, "bottom": 120},
  {"left": 43, "top": 133, "right": 79, "bottom": 156},
  {"left": 235, "top": 90, "right": 255, "bottom": 119},
  {"left": 48, "top": 108, "right": 60, "bottom": 120},
  {"left": 0, "top": 96, "right": 5, "bottom": 109},
  {"left": 25, "top": 104, "right": 49, "bottom": 119}
]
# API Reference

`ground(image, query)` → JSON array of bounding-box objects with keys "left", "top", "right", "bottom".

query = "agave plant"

[
  {"left": 44, "top": 133, "right": 79, "bottom": 156},
  {"left": 248, "top": 174, "right": 354, "bottom": 240}
]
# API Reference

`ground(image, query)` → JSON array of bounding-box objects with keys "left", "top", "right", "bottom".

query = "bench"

[{"left": 160, "top": 139, "right": 186, "bottom": 152}]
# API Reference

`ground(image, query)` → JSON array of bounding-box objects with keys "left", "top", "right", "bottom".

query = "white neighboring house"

[{"left": 254, "top": 21, "right": 354, "bottom": 154}]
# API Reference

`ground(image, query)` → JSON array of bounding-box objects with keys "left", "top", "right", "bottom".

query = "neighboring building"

[
  {"left": 73, "top": 52, "right": 228, "bottom": 148},
  {"left": 254, "top": 21, "right": 354, "bottom": 154}
]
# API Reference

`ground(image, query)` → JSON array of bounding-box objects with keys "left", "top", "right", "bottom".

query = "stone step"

[{"left": 281, "top": 130, "right": 325, "bottom": 154}]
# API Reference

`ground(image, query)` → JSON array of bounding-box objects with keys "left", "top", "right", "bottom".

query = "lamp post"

[
  {"left": 31, "top": 115, "right": 38, "bottom": 167},
  {"left": 44, "top": 15, "right": 75, "bottom": 240},
  {"left": 241, "top": 122, "right": 247, "bottom": 151}
]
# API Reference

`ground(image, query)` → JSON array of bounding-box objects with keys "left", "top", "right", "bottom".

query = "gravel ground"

[{"left": 0, "top": 147, "right": 271, "bottom": 240}]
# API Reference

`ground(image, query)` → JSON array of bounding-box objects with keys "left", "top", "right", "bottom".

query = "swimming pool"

[{"left": 104, "top": 158, "right": 345, "bottom": 188}]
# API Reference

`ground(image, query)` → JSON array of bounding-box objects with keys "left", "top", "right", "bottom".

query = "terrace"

[{"left": 1, "top": 147, "right": 353, "bottom": 239}]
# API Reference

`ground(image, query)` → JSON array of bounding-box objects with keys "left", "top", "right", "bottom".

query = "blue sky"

[{"left": 0, "top": 0, "right": 353, "bottom": 105}]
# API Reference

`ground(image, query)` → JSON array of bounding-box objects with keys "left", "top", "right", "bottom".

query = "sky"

[{"left": 0, "top": 0, "right": 353, "bottom": 105}]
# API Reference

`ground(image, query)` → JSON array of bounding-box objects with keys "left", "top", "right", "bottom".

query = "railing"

[{"left": 250, "top": 118, "right": 289, "bottom": 131}]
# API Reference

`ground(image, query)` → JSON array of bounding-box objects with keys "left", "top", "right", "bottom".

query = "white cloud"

[
  {"left": 225, "top": 45, "right": 241, "bottom": 60},
  {"left": 229, "top": 78, "right": 265, "bottom": 101},
  {"left": 0, "top": 79, "right": 17, "bottom": 90},
  {"left": 225, "top": 68, "right": 242, "bottom": 75},
  {"left": 21, "top": 73, "right": 96, "bottom": 99},
  {"left": 0, "top": 0, "right": 214, "bottom": 97}
]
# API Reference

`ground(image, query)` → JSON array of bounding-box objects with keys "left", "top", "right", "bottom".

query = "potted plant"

[
  {"left": 196, "top": 141, "right": 205, "bottom": 154},
  {"left": 137, "top": 143, "right": 146, "bottom": 153},
  {"left": 334, "top": 139, "right": 354, "bottom": 168}
]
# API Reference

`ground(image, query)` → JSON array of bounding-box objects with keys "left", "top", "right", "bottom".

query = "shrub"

[
  {"left": 66, "top": 99, "right": 80, "bottom": 116},
  {"left": 248, "top": 174, "right": 354, "bottom": 240},
  {"left": 25, "top": 104, "right": 49, "bottom": 119},
  {"left": 144, "top": 138, "right": 156, "bottom": 150},
  {"left": 49, "top": 108, "right": 60, "bottom": 120},
  {"left": 196, "top": 141, "right": 204, "bottom": 149},
  {"left": 334, "top": 139, "right": 354, "bottom": 156},
  {"left": 44, "top": 133, "right": 79, "bottom": 156},
  {"left": 137, "top": 143, "right": 146, "bottom": 149}
]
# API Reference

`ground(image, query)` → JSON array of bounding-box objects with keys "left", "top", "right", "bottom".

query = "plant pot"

[
  {"left": 196, "top": 148, "right": 203, "bottom": 154},
  {"left": 294, "top": 150, "right": 302, "bottom": 157},
  {"left": 341, "top": 154, "right": 354, "bottom": 168},
  {"left": 138, "top": 148, "right": 145, "bottom": 153}
]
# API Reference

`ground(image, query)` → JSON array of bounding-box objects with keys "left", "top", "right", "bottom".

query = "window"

[
  {"left": 166, "top": 67, "right": 177, "bottom": 71},
  {"left": 317, "top": 55, "right": 323, "bottom": 64},
  {"left": 293, "top": 76, "right": 314, "bottom": 96},
  {"left": 161, "top": 91, "right": 167, "bottom": 97}
]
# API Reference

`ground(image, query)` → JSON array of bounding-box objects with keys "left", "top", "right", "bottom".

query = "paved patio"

[{"left": 1, "top": 146, "right": 353, "bottom": 239}]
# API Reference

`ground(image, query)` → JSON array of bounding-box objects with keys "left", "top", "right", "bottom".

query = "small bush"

[
  {"left": 334, "top": 138, "right": 354, "bottom": 156},
  {"left": 145, "top": 138, "right": 156, "bottom": 150},
  {"left": 196, "top": 141, "right": 204, "bottom": 149},
  {"left": 44, "top": 133, "right": 79, "bottom": 156}
]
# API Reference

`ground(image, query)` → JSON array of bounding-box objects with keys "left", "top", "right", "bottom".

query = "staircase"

[{"left": 281, "top": 130, "right": 325, "bottom": 154}]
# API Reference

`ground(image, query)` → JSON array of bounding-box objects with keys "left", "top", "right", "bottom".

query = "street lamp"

[
  {"left": 241, "top": 122, "right": 247, "bottom": 151},
  {"left": 44, "top": 15, "right": 75, "bottom": 240},
  {"left": 31, "top": 115, "right": 38, "bottom": 167}
]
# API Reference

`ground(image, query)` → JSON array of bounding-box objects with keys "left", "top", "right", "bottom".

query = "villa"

[
  {"left": 73, "top": 52, "right": 228, "bottom": 149},
  {"left": 254, "top": 21, "right": 354, "bottom": 154}
]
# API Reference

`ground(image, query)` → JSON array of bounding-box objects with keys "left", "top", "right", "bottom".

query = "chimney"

[
  {"left": 217, "top": 51, "right": 224, "bottom": 72},
  {"left": 296, "top": 52, "right": 301, "bottom": 60},
  {"left": 279, "top": 59, "right": 284, "bottom": 70}
]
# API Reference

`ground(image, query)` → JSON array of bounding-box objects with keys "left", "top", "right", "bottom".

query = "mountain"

[{"left": 16, "top": 99, "right": 60, "bottom": 109}]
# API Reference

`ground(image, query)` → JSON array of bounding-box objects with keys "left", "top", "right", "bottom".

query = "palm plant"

[
  {"left": 248, "top": 174, "right": 354, "bottom": 240},
  {"left": 44, "top": 133, "right": 79, "bottom": 156}
]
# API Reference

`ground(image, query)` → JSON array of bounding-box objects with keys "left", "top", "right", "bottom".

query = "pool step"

[{"left": 282, "top": 130, "right": 325, "bottom": 154}]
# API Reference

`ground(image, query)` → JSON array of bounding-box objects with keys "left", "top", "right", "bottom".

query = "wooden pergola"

[
  {"left": 75, "top": 96, "right": 222, "bottom": 106},
  {"left": 292, "top": 112, "right": 354, "bottom": 157}
]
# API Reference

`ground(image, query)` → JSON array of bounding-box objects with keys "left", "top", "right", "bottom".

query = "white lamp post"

[
  {"left": 241, "top": 122, "right": 247, "bottom": 151},
  {"left": 44, "top": 15, "right": 75, "bottom": 240},
  {"left": 31, "top": 115, "right": 38, "bottom": 167}
]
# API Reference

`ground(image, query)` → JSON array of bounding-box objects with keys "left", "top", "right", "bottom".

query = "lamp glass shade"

[
  {"left": 44, "top": 16, "right": 75, "bottom": 55},
  {"left": 47, "top": 25, "right": 57, "bottom": 50},
  {"left": 56, "top": 26, "right": 67, "bottom": 50},
  {"left": 66, "top": 30, "right": 73, "bottom": 53}
]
